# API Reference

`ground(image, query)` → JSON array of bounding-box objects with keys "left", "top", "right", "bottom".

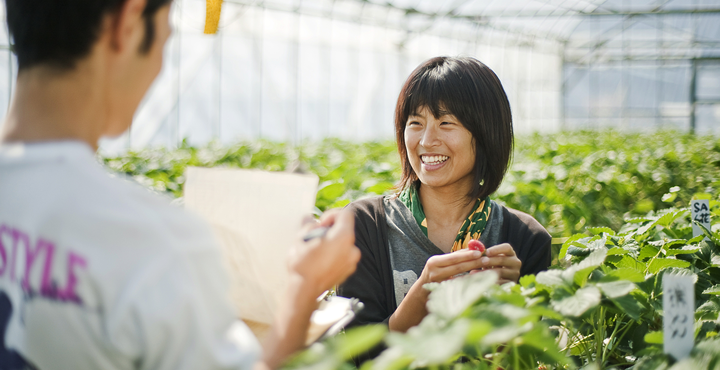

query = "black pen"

[{"left": 302, "top": 226, "right": 330, "bottom": 242}]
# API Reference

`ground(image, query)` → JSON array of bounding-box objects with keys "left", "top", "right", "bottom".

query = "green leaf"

[
  {"left": 665, "top": 245, "right": 702, "bottom": 256},
  {"left": 631, "top": 354, "right": 671, "bottom": 370},
  {"left": 386, "top": 317, "right": 469, "bottom": 365},
  {"left": 696, "top": 300, "right": 720, "bottom": 321},
  {"left": 587, "top": 226, "right": 615, "bottom": 236},
  {"left": 644, "top": 331, "right": 664, "bottom": 344},
  {"left": 662, "top": 192, "right": 677, "bottom": 203},
  {"left": 561, "top": 248, "right": 607, "bottom": 286},
  {"left": 317, "top": 182, "right": 346, "bottom": 200},
  {"left": 702, "top": 285, "right": 720, "bottom": 295},
  {"left": 635, "top": 210, "right": 688, "bottom": 236},
  {"left": 626, "top": 217, "right": 652, "bottom": 223},
  {"left": 370, "top": 347, "right": 414, "bottom": 370},
  {"left": 551, "top": 286, "right": 601, "bottom": 317},
  {"left": 602, "top": 267, "right": 646, "bottom": 282},
  {"left": 610, "top": 293, "right": 646, "bottom": 320},
  {"left": 329, "top": 199, "right": 351, "bottom": 209},
  {"left": 597, "top": 280, "right": 636, "bottom": 298},
  {"left": 519, "top": 274, "right": 536, "bottom": 288},
  {"left": 425, "top": 272, "right": 497, "bottom": 320},
  {"left": 481, "top": 322, "right": 532, "bottom": 346},
  {"left": 647, "top": 258, "right": 691, "bottom": 274},
  {"left": 336, "top": 325, "right": 388, "bottom": 361},
  {"left": 536, "top": 270, "right": 566, "bottom": 287},
  {"left": 607, "top": 247, "right": 630, "bottom": 256},
  {"left": 515, "top": 324, "right": 572, "bottom": 366},
  {"left": 712, "top": 255, "right": 720, "bottom": 267},
  {"left": 559, "top": 234, "right": 589, "bottom": 260},
  {"left": 465, "top": 320, "right": 493, "bottom": 344},
  {"left": 366, "top": 181, "right": 394, "bottom": 195},
  {"left": 638, "top": 245, "right": 661, "bottom": 261},
  {"left": 611, "top": 255, "right": 646, "bottom": 272},
  {"left": 649, "top": 239, "right": 687, "bottom": 250},
  {"left": 634, "top": 199, "right": 655, "bottom": 214},
  {"left": 655, "top": 209, "right": 689, "bottom": 227}
]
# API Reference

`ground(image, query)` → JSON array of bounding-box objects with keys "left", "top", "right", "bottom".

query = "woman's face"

[{"left": 404, "top": 105, "right": 476, "bottom": 193}]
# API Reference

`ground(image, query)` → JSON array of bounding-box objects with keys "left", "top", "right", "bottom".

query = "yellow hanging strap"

[{"left": 204, "top": 0, "right": 223, "bottom": 34}]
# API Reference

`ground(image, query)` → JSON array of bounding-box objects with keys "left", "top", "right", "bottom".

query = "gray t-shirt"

[{"left": 384, "top": 196, "right": 504, "bottom": 307}]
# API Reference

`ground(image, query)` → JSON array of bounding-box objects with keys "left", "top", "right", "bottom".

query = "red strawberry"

[{"left": 468, "top": 239, "right": 485, "bottom": 253}]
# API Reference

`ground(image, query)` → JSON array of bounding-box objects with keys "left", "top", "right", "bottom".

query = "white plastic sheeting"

[{"left": 0, "top": 0, "right": 717, "bottom": 153}]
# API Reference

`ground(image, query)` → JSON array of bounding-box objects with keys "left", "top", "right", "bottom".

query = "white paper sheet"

[{"left": 183, "top": 167, "right": 319, "bottom": 326}]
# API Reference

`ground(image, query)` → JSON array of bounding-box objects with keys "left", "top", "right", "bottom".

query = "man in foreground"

[{"left": 0, "top": 0, "right": 361, "bottom": 369}]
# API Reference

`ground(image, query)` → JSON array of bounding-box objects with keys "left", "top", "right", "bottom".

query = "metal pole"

[
  {"left": 690, "top": 59, "right": 697, "bottom": 134},
  {"left": 174, "top": 1, "right": 182, "bottom": 147},
  {"left": 293, "top": 11, "right": 301, "bottom": 146},
  {"left": 256, "top": 7, "right": 264, "bottom": 139},
  {"left": 216, "top": 27, "right": 222, "bottom": 141},
  {"left": 560, "top": 44, "right": 567, "bottom": 131},
  {"left": 7, "top": 18, "right": 12, "bottom": 113}
]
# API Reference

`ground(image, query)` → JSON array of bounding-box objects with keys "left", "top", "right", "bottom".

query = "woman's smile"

[{"left": 420, "top": 154, "right": 449, "bottom": 168}]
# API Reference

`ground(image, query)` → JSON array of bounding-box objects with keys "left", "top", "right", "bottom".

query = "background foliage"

[{"left": 103, "top": 130, "right": 720, "bottom": 239}]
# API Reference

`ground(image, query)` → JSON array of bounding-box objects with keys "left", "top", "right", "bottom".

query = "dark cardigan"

[{"left": 337, "top": 196, "right": 552, "bottom": 360}]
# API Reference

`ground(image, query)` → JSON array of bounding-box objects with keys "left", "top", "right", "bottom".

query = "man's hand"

[
  {"left": 288, "top": 209, "right": 361, "bottom": 298},
  {"left": 261, "top": 209, "right": 360, "bottom": 369}
]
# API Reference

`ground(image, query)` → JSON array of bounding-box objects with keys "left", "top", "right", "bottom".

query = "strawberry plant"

[{"left": 282, "top": 202, "right": 720, "bottom": 369}]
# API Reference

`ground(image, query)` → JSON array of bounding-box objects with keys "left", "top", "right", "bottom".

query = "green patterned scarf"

[{"left": 399, "top": 184, "right": 492, "bottom": 252}]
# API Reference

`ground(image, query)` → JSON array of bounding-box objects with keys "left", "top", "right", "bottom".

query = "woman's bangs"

[{"left": 405, "top": 69, "right": 465, "bottom": 121}]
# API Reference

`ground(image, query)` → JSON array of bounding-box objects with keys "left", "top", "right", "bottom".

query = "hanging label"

[
  {"left": 663, "top": 274, "right": 695, "bottom": 360},
  {"left": 691, "top": 199, "right": 711, "bottom": 240}
]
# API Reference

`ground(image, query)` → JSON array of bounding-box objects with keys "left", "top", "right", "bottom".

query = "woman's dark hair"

[
  {"left": 5, "top": 0, "right": 172, "bottom": 71},
  {"left": 395, "top": 56, "right": 514, "bottom": 200}
]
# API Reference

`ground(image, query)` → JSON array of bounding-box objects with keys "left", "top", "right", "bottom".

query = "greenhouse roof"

[{"left": 223, "top": 0, "right": 720, "bottom": 63}]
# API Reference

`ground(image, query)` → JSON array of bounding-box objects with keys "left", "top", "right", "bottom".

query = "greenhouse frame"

[{"left": 0, "top": 0, "right": 718, "bottom": 153}]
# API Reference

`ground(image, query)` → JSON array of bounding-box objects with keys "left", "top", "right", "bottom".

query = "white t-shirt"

[{"left": 0, "top": 141, "right": 261, "bottom": 370}]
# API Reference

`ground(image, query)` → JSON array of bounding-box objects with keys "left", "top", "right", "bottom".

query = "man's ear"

[{"left": 109, "top": 0, "right": 148, "bottom": 53}]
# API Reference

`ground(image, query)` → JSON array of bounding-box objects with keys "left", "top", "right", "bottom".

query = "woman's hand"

[
  {"left": 473, "top": 243, "right": 522, "bottom": 284},
  {"left": 389, "top": 249, "right": 484, "bottom": 332},
  {"left": 420, "top": 249, "right": 485, "bottom": 283}
]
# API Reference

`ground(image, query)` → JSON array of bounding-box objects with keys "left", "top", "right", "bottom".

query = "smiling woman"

[{"left": 337, "top": 56, "right": 552, "bottom": 362}]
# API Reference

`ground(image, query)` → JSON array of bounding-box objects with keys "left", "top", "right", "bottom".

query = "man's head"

[
  {"left": 3, "top": 0, "right": 173, "bottom": 141},
  {"left": 5, "top": 0, "right": 172, "bottom": 72}
]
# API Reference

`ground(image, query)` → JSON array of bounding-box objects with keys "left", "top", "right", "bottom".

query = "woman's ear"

[{"left": 108, "top": 0, "right": 148, "bottom": 54}]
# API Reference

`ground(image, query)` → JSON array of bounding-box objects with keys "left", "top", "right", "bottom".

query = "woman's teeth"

[{"left": 421, "top": 155, "right": 449, "bottom": 165}]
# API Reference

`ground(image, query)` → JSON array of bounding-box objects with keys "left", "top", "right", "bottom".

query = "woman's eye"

[{"left": 408, "top": 120, "right": 420, "bottom": 126}]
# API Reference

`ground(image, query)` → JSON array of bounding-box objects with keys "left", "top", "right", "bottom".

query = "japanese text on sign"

[
  {"left": 663, "top": 274, "right": 695, "bottom": 360},
  {"left": 691, "top": 199, "right": 711, "bottom": 240}
]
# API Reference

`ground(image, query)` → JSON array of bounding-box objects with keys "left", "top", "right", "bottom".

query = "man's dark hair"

[
  {"left": 5, "top": 0, "right": 172, "bottom": 71},
  {"left": 395, "top": 56, "right": 514, "bottom": 200}
]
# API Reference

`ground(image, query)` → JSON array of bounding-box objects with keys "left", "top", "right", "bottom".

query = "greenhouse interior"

[
  {"left": 1, "top": 0, "right": 718, "bottom": 152},
  {"left": 2, "top": 0, "right": 720, "bottom": 369}
]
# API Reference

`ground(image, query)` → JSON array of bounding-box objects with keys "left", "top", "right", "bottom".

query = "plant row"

[{"left": 101, "top": 130, "right": 720, "bottom": 238}]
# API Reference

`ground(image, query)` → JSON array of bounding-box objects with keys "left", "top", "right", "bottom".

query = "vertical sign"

[
  {"left": 691, "top": 199, "right": 711, "bottom": 240},
  {"left": 663, "top": 274, "right": 695, "bottom": 360}
]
